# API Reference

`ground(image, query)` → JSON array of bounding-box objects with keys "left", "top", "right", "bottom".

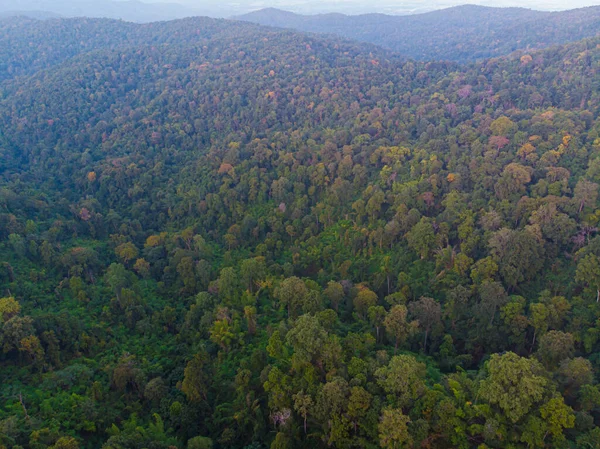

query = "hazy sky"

[{"left": 172, "top": 0, "right": 600, "bottom": 15}]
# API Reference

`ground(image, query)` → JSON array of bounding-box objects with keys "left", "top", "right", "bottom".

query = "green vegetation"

[{"left": 0, "top": 15, "right": 600, "bottom": 449}]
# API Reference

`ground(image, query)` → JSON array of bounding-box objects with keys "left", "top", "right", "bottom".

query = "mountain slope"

[
  {"left": 0, "top": 16, "right": 264, "bottom": 82},
  {"left": 238, "top": 5, "right": 600, "bottom": 61},
  {"left": 1, "top": 16, "right": 600, "bottom": 449}
]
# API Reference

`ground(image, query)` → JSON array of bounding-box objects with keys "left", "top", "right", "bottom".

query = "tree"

[
  {"left": 489, "top": 228, "right": 544, "bottom": 288},
  {"left": 378, "top": 408, "right": 411, "bottom": 449},
  {"left": 575, "top": 253, "right": 600, "bottom": 302},
  {"left": 476, "top": 281, "right": 509, "bottom": 327},
  {"left": 0, "top": 296, "right": 20, "bottom": 322},
  {"left": 324, "top": 281, "right": 345, "bottom": 312},
  {"left": 2, "top": 315, "right": 35, "bottom": 353},
  {"left": 244, "top": 306, "right": 257, "bottom": 335},
  {"left": 529, "top": 302, "right": 548, "bottom": 350},
  {"left": 187, "top": 436, "right": 213, "bottom": 449},
  {"left": 536, "top": 331, "right": 574, "bottom": 368},
  {"left": 375, "top": 355, "right": 426, "bottom": 407},
  {"left": 275, "top": 277, "right": 308, "bottom": 318},
  {"left": 218, "top": 267, "right": 238, "bottom": 302},
  {"left": 500, "top": 296, "right": 528, "bottom": 349},
  {"left": 104, "top": 263, "right": 135, "bottom": 302},
  {"left": 368, "top": 305, "right": 386, "bottom": 342},
  {"left": 573, "top": 179, "right": 598, "bottom": 214},
  {"left": 347, "top": 386, "right": 372, "bottom": 436},
  {"left": 384, "top": 305, "right": 417, "bottom": 354},
  {"left": 558, "top": 357, "right": 594, "bottom": 393},
  {"left": 353, "top": 287, "right": 378, "bottom": 320},
  {"left": 489, "top": 116, "right": 515, "bottom": 136},
  {"left": 495, "top": 163, "right": 532, "bottom": 199},
  {"left": 270, "top": 432, "right": 291, "bottom": 449},
  {"left": 409, "top": 296, "right": 441, "bottom": 353},
  {"left": 177, "top": 256, "right": 197, "bottom": 292},
  {"left": 479, "top": 352, "right": 547, "bottom": 423},
  {"left": 285, "top": 314, "right": 327, "bottom": 365},
  {"left": 115, "top": 242, "right": 139, "bottom": 265},
  {"left": 406, "top": 217, "right": 436, "bottom": 259},
  {"left": 51, "top": 437, "right": 79, "bottom": 449},
  {"left": 240, "top": 257, "right": 267, "bottom": 293},
  {"left": 19, "top": 334, "right": 44, "bottom": 366},
  {"left": 181, "top": 352, "right": 208, "bottom": 402},
  {"left": 539, "top": 397, "right": 575, "bottom": 442},
  {"left": 133, "top": 258, "right": 151, "bottom": 279},
  {"left": 209, "top": 319, "right": 235, "bottom": 351},
  {"left": 293, "top": 391, "right": 313, "bottom": 434}
]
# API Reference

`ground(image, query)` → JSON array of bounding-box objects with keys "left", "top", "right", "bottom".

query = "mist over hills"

[{"left": 238, "top": 4, "right": 600, "bottom": 61}]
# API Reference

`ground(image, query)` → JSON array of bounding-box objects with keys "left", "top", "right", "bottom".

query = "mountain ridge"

[{"left": 238, "top": 4, "right": 600, "bottom": 61}]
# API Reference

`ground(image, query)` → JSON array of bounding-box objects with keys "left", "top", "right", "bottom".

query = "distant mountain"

[
  {"left": 0, "top": 10, "right": 61, "bottom": 19},
  {"left": 0, "top": 0, "right": 217, "bottom": 22},
  {"left": 237, "top": 5, "right": 600, "bottom": 62}
]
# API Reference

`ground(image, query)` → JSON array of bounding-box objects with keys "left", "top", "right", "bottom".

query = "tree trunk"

[{"left": 19, "top": 393, "right": 30, "bottom": 423}]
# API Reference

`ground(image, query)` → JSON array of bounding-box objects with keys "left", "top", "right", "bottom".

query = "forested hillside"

[
  {"left": 0, "top": 17, "right": 265, "bottom": 82},
  {"left": 1, "top": 15, "right": 600, "bottom": 449},
  {"left": 238, "top": 5, "right": 600, "bottom": 62}
]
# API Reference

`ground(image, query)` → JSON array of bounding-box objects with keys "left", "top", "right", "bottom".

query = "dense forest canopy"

[
  {"left": 238, "top": 5, "right": 600, "bottom": 62},
  {"left": 1, "top": 13, "right": 600, "bottom": 449}
]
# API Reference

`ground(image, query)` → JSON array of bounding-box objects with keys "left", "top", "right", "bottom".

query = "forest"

[{"left": 0, "top": 12, "right": 600, "bottom": 449}]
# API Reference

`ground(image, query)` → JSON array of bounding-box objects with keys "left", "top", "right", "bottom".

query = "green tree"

[
  {"left": 375, "top": 355, "right": 426, "bottom": 407},
  {"left": 406, "top": 217, "right": 436, "bottom": 259},
  {"left": 489, "top": 228, "right": 544, "bottom": 288},
  {"left": 479, "top": 352, "right": 547, "bottom": 423},
  {"left": 187, "top": 436, "right": 213, "bottom": 449},
  {"left": 536, "top": 331, "right": 574, "bottom": 368},
  {"left": 285, "top": 314, "right": 327, "bottom": 365},
  {"left": 575, "top": 253, "right": 600, "bottom": 302},
  {"left": 409, "top": 296, "right": 441, "bottom": 353},
  {"left": 276, "top": 277, "right": 308, "bottom": 318},
  {"left": 240, "top": 257, "right": 267, "bottom": 293},
  {"left": 324, "top": 281, "right": 345, "bottom": 312},
  {"left": 384, "top": 305, "right": 417, "bottom": 353},
  {"left": 181, "top": 352, "right": 209, "bottom": 402},
  {"left": 353, "top": 287, "right": 378, "bottom": 320},
  {"left": 378, "top": 408, "right": 411, "bottom": 449},
  {"left": 293, "top": 391, "right": 313, "bottom": 434}
]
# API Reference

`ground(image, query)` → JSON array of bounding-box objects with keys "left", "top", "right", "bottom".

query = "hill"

[
  {"left": 238, "top": 5, "right": 600, "bottom": 61},
  {"left": 1, "top": 16, "right": 600, "bottom": 449},
  {"left": 0, "top": 10, "right": 61, "bottom": 19},
  {"left": 0, "top": 16, "right": 264, "bottom": 82},
  {"left": 0, "top": 0, "right": 217, "bottom": 23}
]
